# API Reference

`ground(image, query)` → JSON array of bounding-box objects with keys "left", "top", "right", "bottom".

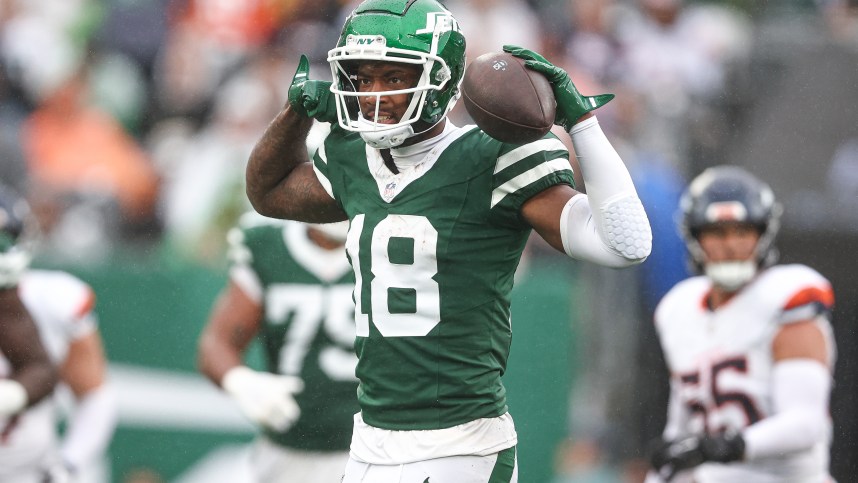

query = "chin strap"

[
  {"left": 357, "top": 116, "right": 415, "bottom": 149},
  {"left": 379, "top": 149, "right": 399, "bottom": 174},
  {"left": 357, "top": 116, "right": 442, "bottom": 151}
]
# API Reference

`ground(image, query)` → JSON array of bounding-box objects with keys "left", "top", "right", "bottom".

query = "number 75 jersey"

[
  {"left": 313, "top": 124, "right": 574, "bottom": 431},
  {"left": 229, "top": 216, "right": 359, "bottom": 451}
]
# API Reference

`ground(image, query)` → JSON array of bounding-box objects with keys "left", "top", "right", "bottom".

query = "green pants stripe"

[{"left": 488, "top": 446, "right": 516, "bottom": 483}]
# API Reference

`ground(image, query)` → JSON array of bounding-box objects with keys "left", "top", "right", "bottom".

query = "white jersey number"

[
  {"left": 265, "top": 284, "right": 358, "bottom": 382},
  {"left": 348, "top": 214, "right": 441, "bottom": 337}
]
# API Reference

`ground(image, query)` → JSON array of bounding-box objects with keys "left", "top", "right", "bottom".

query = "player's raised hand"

[
  {"left": 503, "top": 45, "right": 613, "bottom": 131},
  {"left": 222, "top": 366, "right": 305, "bottom": 432},
  {"left": 648, "top": 433, "right": 745, "bottom": 481},
  {"left": 287, "top": 55, "right": 337, "bottom": 123}
]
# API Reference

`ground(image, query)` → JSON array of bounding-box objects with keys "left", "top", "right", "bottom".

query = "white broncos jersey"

[
  {"left": 0, "top": 270, "right": 97, "bottom": 478},
  {"left": 654, "top": 264, "right": 835, "bottom": 483}
]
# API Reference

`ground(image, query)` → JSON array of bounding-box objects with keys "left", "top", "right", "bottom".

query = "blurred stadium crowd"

[
  {"left": 1, "top": 0, "right": 857, "bottom": 482},
  {"left": 0, "top": 0, "right": 762, "bottom": 265}
]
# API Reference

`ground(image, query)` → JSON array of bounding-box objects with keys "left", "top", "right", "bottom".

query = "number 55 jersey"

[{"left": 654, "top": 263, "right": 836, "bottom": 482}]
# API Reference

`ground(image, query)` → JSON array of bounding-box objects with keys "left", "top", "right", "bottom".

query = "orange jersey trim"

[
  {"left": 784, "top": 285, "right": 834, "bottom": 311},
  {"left": 74, "top": 286, "right": 97, "bottom": 319}
]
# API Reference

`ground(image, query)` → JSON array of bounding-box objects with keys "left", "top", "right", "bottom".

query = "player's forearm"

[
  {"left": 246, "top": 106, "right": 314, "bottom": 218},
  {"left": 560, "top": 117, "right": 651, "bottom": 266},
  {"left": 1, "top": 364, "right": 57, "bottom": 413},
  {"left": 742, "top": 359, "right": 831, "bottom": 460},
  {"left": 197, "top": 333, "right": 245, "bottom": 387},
  {"left": 0, "top": 291, "right": 59, "bottom": 408},
  {"left": 662, "top": 381, "right": 691, "bottom": 441},
  {"left": 60, "top": 384, "right": 117, "bottom": 471}
]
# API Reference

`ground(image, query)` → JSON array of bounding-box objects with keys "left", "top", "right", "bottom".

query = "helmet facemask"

[{"left": 328, "top": 0, "right": 465, "bottom": 149}]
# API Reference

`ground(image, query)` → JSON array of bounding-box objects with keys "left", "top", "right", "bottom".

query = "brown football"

[{"left": 461, "top": 52, "right": 556, "bottom": 144}]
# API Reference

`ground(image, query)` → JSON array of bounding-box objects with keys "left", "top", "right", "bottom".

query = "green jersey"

[
  {"left": 229, "top": 216, "right": 358, "bottom": 450},
  {"left": 313, "top": 124, "right": 574, "bottom": 431}
]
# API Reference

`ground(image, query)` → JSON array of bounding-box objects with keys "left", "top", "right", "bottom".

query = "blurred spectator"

[
  {"left": 155, "top": 49, "right": 324, "bottom": 264},
  {"left": 95, "top": 0, "right": 170, "bottom": 74},
  {"left": 0, "top": 64, "right": 29, "bottom": 192},
  {"left": 613, "top": 0, "right": 753, "bottom": 174},
  {"left": 0, "top": 0, "right": 92, "bottom": 106},
  {"left": 156, "top": 75, "right": 266, "bottom": 263},
  {"left": 563, "top": 0, "right": 625, "bottom": 86},
  {"left": 150, "top": 0, "right": 340, "bottom": 124},
  {"left": 821, "top": 0, "right": 858, "bottom": 43},
  {"left": 151, "top": 0, "right": 280, "bottom": 122},
  {"left": 21, "top": 65, "right": 161, "bottom": 259},
  {"left": 151, "top": 15, "right": 232, "bottom": 123},
  {"left": 444, "top": 0, "right": 542, "bottom": 59},
  {"left": 85, "top": 47, "right": 150, "bottom": 137},
  {"left": 272, "top": 0, "right": 343, "bottom": 65}
]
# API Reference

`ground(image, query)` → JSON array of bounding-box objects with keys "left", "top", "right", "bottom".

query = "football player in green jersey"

[
  {"left": 245, "top": 0, "right": 652, "bottom": 481},
  {"left": 197, "top": 214, "right": 357, "bottom": 483}
]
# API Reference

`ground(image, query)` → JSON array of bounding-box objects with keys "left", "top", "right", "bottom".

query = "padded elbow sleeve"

[
  {"left": 566, "top": 116, "right": 651, "bottom": 266},
  {"left": 560, "top": 193, "right": 651, "bottom": 267}
]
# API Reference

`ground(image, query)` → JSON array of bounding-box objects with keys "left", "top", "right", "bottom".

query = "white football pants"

[{"left": 342, "top": 446, "right": 517, "bottom": 483}]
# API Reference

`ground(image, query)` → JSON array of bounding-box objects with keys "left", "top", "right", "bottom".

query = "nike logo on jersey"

[{"left": 423, "top": 479, "right": 430, "bottom": 483}]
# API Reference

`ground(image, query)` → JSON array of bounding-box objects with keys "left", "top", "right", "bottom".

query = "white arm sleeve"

[
  {"left": 742, "top": 359, "right": 831, "bottom": 460},
  {"left": 561, "top": 117, "right": 652, "bottom": 267},
  {"left": 60, "top": 384, "right": 118, "bottom": 470},
  {"left": 662, "top": 379, "right": 691, "bottom": 441}
]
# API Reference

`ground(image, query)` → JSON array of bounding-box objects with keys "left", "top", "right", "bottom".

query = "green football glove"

[
  {"left": 503, "top": 45, "right": 614, "bottom": 131},
  {"left": 287, "top": 55, "right": 337, "bottom": 123}
]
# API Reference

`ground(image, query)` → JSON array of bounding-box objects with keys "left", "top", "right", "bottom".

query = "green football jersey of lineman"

[
  {"left": 230, "top": 217, "right": 358, "bottom": 450},
  {"left": 313, "top": 125, "right": 574, "bottom": 431}
]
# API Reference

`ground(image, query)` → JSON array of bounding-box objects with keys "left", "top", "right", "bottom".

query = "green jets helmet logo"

[{"left": 416, "top": 11, "right": 459, "bottom": 35}]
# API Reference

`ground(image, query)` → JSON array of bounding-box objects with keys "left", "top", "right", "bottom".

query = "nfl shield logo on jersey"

[{"left": 383, "top": 181, "right": 397, "bottom": 202}]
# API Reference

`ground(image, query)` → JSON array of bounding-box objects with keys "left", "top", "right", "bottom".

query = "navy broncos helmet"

[
  {"left": 679, "top": 165, "right": 782, "bottom": 271},
  {"left": 0, "top": 184, "right": 33, "bottom": 288}
]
